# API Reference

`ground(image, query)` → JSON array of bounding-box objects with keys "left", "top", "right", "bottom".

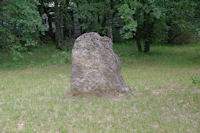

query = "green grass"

[{"left": 0, "top": 42, "right": 200, "bottom": 132}]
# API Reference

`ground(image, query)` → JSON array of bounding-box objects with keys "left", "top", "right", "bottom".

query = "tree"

[
  {"left": 72, "top": 0, "right": 121, "bottom": 40},
  {"left": 1, "top": 0, "right": 199, "bottom": 56},
  {"left": 105, "top": 0, "right": 113, "bottom": 40},
  {"left": 72, "top": 0, "right": 106, "bottom": 34},
  {"left": 157, "top": 0, "right": 198, "bottom": 44},
  {"left": 0, "top": 0, "right": 44, "bottom": 59},
  {"left": 38, "top": 0, "right": 55, "bottom": 40},
  {"left": 118, "top": 0, "right": 161, "bottom": 52}
]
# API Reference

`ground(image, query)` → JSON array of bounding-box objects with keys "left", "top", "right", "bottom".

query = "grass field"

[{"left": 0, "top": 42, "right": 200, "bottom": 132}]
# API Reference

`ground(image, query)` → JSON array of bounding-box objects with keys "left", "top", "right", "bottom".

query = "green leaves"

[
  {"left": 152, "top": 8, "right": 161, "bottom": 19},
  {"left": 118, "top": 3, "right": 137, "bottom": 39},
  {"left": 72, "top": 0, "right": 106, "bottom": 33},
  {"left": 0, "top": 0, "right": 44, "bottom": 59},
  {"left": 156, "top": 0, "right": 198, "bottom": 44},
  {"left": 118, "top": 0, "right": 163, "bottom": 40}
]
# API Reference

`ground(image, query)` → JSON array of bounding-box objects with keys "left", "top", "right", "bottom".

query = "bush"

[
  {"left": 172, "top": 31, "right": 195, "bottom": 45},
  {"left": 0, "top": 0, "right": 45, "bottom": 59}
]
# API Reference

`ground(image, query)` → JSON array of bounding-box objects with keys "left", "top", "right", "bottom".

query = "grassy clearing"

[{"left": 0, "top": 42, "right": 200, "bottom": 132}]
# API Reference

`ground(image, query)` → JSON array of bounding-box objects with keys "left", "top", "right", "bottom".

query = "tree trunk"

[
  {"left": 63, "top": 0, "right": 70, "bottom": 38},
  {"left": 106, "top": 0, "right": 113, "bottom": 40},
  {"left": 55, "top": 0, "right": 60, "bottom": 48},
  {"left": 136, "top": 26, "right": 142, "bottom": 52},
  {"left": 144, "top": 25, "right": 154, "bottom": 53},
  {"left": 71, "top": 11, "right": 74, "bottom": 36},
  {"left": 136, "top": 37, "right": 142, "bottom": 52},
  {"left": 144, "top": 41, "right": 150, "bottom": 53},
  {"left": 48, "top": 14, "right": 55, "bottom": 41},
  {"left": 55, "top": 0, "right": 64, "bottom": 50},
  {"left": 143, "top": 12, "right": 154, "bottom": 53},
  {"left": 60, "top": 8, "right": 64, "bottom": 46}
]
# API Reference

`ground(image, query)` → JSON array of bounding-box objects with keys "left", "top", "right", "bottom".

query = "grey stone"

[{"left": 70, "top": 32, "right": 131, "bottom": 93}]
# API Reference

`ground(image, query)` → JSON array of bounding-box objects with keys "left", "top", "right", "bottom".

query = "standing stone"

[{"left": 70, "top": 32, "right": 131, "bottom": 93}]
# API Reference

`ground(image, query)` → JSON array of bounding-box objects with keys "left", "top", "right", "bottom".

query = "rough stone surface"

[{"left": 70, "top": 32, "right": 131, "bottom": 93}]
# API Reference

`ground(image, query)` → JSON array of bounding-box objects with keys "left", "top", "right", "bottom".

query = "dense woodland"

[{"left": 0, "top": 0, "right": 200, "bottom": 56}]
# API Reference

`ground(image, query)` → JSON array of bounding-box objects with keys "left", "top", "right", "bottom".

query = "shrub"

[{"left": 0, "top": 0, "right": 45, "bottom": 59}]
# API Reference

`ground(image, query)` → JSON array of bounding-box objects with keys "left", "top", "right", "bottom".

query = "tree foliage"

[
  {"left": 0, "top": 0, "right": 44, "bottom": 51},
  {"left": 0, "top": 0, "right": 199, "bottom": 55},
  {"left": 157, "top": 0, "right": 198, "bottom": 44},
  {"left": 0, "top": 0, "right": 44, "bottom": 58},
  {"left": 118, "top": 0, "right": 199, "bottom": 52}
]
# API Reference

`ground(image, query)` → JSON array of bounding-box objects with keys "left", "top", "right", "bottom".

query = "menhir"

[{"left": 71, "top": 32, "right": 131, "bottom": 93}]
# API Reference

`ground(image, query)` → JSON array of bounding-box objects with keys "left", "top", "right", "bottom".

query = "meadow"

[{"left": 0, "top": 42, "right": 200, "bottom": 132}]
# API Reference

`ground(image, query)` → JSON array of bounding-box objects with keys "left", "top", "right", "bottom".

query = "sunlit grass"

[{"left": 0, "top": 42, "right": 200, "bottom": 132}]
